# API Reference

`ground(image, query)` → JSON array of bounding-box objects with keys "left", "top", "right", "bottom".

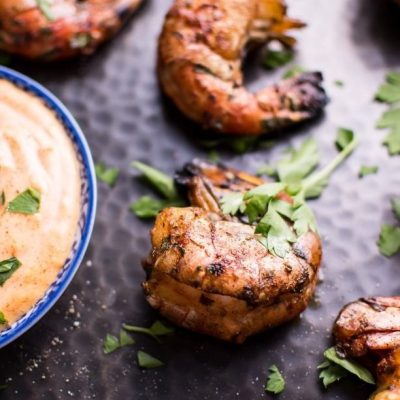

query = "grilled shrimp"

[
  {"left": 334, "top": 297, "right": 400, "bottom": 399},
  {"left": 0, "top": 0, "right": 142, "bottom": 60},
  {"left": 142, "top": 160, "right": 322, "bottom": 343},
  {"left": 158, "top": 0, "right": 328, "bottom": 136}
]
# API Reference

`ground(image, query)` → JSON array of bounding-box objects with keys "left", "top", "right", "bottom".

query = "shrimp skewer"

[
  {"left": 0, "top": 0, "right": 142, "bottom": 60},
  {"left": 158, "top": 0, "right": 328, "bottom": 136},
  {"left": 334, "top": 297, "right": 400, "bottom": 399}
]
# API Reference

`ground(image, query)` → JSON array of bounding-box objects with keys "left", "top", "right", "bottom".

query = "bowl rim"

[{"left": 0, "top": 66, "right": 97, "bottom": 348}]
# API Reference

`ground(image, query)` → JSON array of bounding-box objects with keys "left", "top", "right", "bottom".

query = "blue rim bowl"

[{"left": 0, "top": 66, "right": 97, "bottom": 348}]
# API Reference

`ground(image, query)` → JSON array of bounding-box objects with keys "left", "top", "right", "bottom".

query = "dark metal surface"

[{"left": 1, "top": 0, "right": 400, "bottom": 399}]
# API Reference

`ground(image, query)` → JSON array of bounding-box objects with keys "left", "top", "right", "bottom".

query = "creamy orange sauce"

[{"left": 0, "top": 79, "right": 81, "bottom": 327}]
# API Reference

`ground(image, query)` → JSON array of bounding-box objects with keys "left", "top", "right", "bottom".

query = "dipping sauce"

[{"left": 0, "top": 79, "right": 81, "bottom": 327}]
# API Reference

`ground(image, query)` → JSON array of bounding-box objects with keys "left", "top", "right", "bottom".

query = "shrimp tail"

[{"left": 257, "top": 71, "right": 328, "bottom": 133}]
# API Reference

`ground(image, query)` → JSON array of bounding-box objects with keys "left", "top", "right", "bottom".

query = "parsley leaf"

[
  {"left": 322, "top": 347, "right": 375, "bottom": 385},
  {"left": 359, "top": 165, "right": 378, "bottom": 178},
  {"left": 0, "top": 257, "right": 22, "bottom": 286},
  {"left": 130, "top": 196, "right": 183, "bottom": 219},
  {"left": 383, "top": 128, "right": 400, "bottom": 155},
  {"left": 137, "top": 350, "right": 164, "bottom": 369},
  {"left": 318, "top": 360, "right": 348, "bottom": 388},
  {"left": 392, "top": 199, "right": 400, "bottom": 221},
  {"left": 275, "top": 138, "right": 319, "bottom": 183},
  {"left": 0, "top": 311, "right": 7, "bottom": 325},
  {"left": 292, "top": 203, "right": 318, "bottom": 236},
  {"left": 263, "top": 49, "right": 294, "bottom": 70},
  {"left": 103, "top": 334, "right": 120, "bottom": 354},
  {"left": 375, "top": 72, "right": 400, "bottom": 155},
  {"left": 283, "top": 65, "right": 305, "bottom": 79},
  {"left": 123, "top": 320, "right": 174, "bottom": 343},
  {"left": 220, "top": 192, "right": 244, "bottom": 216},
  {"left": 35, "top": 0, "right": 55, "bottom": 21},
  {"left": 334, "top": 80, "right": 344, "bottom": 87},
  {"left": 7, "top": 188, "right": 41, "bottom": 215},
  {"left": 132, "top": 161, "right": 178, "bottom": 200},
  {"left": 378, "top": 224, "right": 400, "bottom": 257},
  {"left": 302, "top": 129, "right": 358, "bottom": 199},
  {"left": 256, "top": 202, "right": 296, "bottom": 258},
  {"left": 103, "top": 330, "right": 135, "bottom": 354},
  {"left": 265, "top": 365, "right": 285, "bottom": 394},
  {"left": 336, "top": 128, "right": 354, "bottom": 151},
  {"left": 220, "top": 132, "right": 357, "bottom": 258},
  {"left": 95, "top": 163, "right": 119, "bottom": 187}
]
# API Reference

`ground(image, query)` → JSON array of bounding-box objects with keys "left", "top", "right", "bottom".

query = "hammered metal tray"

[{"left": 1, "top": 0, "right": 400, "bottom": 399}]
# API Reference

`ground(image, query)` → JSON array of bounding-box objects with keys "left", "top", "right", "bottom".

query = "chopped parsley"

[
  {"left": 137, "top": 350, "right": 164, "bottom": 369},
  {"left": 95, "top": 163, "right": 119, "bottom": 187},
  {"left": 265, "top": 365, "right": 285, "bottom": 394},
  {"left": 375, "top": 72, "right": 400, "bottom": 155},
  {"left": 123, "top": 320, "right": 174, "bottom": 343},
  {"left": 132, "top": 161, "right": 178, "bottom": 200},
  {"left": 359, "top": 165, "right": 378, "bottom": 178},
  {"left": 318, "top": 347, "right": 375, "bottom": 388},
  {"left": 378, "top": 198, "right": 400, "bottom": 257},
  {"left": 263, "top": 49, "right": 294, "bottom": 70},
  {"left": 334, "top": 80, "right": 344, "bottom": 87},
  {"left": 0, "top": 311, "right": 7, "bottom": 325},
  {"left": 392, "top": 198, "right": 400, "bottom": 220},
  {"left": 282, "top": 65, "right": 305, "bottom": 79},
  {"left": 130, "top": 196, "right": 183, "bottom": 219},
  {"left": 7, "top": 188, "right": 41, "bottom": 215},
  {"left": 35, "top": 0, "right": 55, "bottom": 21},
  {"left": 222, "top": 132, "right": 358, "bottom": 257},
  {"left": 131, "top": 162, "right": 184, "bottom": 218},
  {"left": 103, "top": 330, "right": 135, "bottom": 354},
  {"left": 378, "top": 224, "right": 400, "bottom": 257},
  {"left": 0, "top": 257, "right": 22, "bottom": 286}
]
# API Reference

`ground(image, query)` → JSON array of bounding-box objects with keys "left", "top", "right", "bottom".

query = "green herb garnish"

[
  {"left": 318, "top": 347, "right": 375, "bottom": 388},
  {"left": 265, "top": 365, "right": 285, "bottom": 394},
  {"left": 375, "top": 72, "right": 400, "bottom": 155},
  {"left": 7, "top": 188, "right": 41, "bottom": 215},
  {"left": 378, "top": 224, "right": 400, "bottom": 257},
  {"left": 103, "top": 330, "right": 135, "bottom": 354},
  {"left": 130, "top": 196, "right": 183, "bottom": 219},
  {"left": 131, "top": 162, "right": 184, "bottom": 218},
  {"left": 221, "top": 132, "right": 358, "bottom": 257},
  {"left": 95, "top": 163, "right": 119, "bottom": 187},
  {"left": 263, "top": 49, "right": 294, "bottom": 70},
  {"left": 334, "top": 80, "right": 344, "bottom": 87},
  {"left": 123, "top": 320, "right": 174, "bottom": 343},
  {"left": 0, "top": 257, "right": 22, "bottom": 286},
  {"left": 35, "top": 0, "right": 55, "bottom": 21},
  {"left": 137, "top": 350, "right": 164, "bottom": 369},
  {"left": 378, "top": 198, "right": 400, "bottom": 257},
  {"left": 282, "top": 65, "right": 305, "bottom": 79},
  {"left": 392, "top": 199, "right": 400, "bottom": 220},
  {"left": 359, "top": 165, "right": 378, "bottom": 178},
  {"left": 0, "top": 311, "right": 7, "bottom": 325},
  {"left": 132, "top": 161, "right": 178, "bottom": 200}
]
